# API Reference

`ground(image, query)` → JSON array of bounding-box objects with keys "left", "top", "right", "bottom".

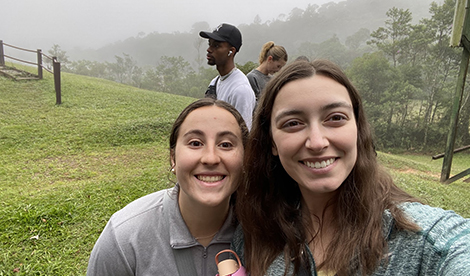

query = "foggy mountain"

[{"left": 66, "top": 0, "right": 438, "bottom": 68}]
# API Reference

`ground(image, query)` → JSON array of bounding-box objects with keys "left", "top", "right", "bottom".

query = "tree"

[
  {"left": 253, "top": 15, "right": 262, "bottom": 25},
  {"left": 142, "top": 56, "right": 196, "bottom": 96},
  {"left": 190, "top": 21, "right": 210, "bottom": 34},
  {"left": 296, "top": 41, "right": 316, "bottom": 61},
  {"left": 348, "top": 53, "right": 393, "bottom": 109},
  {"left": 417, "top": 0, "right": 460, "bottom": 147},
  {"left": 347, "top": 52, "right": 397, "bottom": 147},
  {"left": 236, "top": 61, "right": 257, "bottom": 75},
  {"left": 345, "top": 28, "right": 371, "bottom": 51},
  {"left": 47, "top": 44, "right": 70, "bottom": 69},
  {"left": 368, "top": 7, "right": 413, "bottom": 67},
  {"left": 193, "top": 37, "right": 205, "bottom": 71},
  {"left": 106, "top": 53, "right": 141, "bottom": 85},
  {"left": 314, "top": 35, "right": 349, "bottom": 67},
  {"left": 68, "top": 60, "right": 108, "bottom": 78}
]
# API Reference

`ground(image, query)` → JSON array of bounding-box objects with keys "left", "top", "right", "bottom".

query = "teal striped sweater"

[{"left": 232, "top": 202, "right": 470, "bottom": 275}]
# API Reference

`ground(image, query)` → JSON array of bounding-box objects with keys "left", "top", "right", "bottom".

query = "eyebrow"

[
  {"left": 273, "top": 101, "right": 353, "bottom": 123},
  {"left": 183, "top": 129, "right": 204, "bottom": 138},
  {"left": 273, "top": 109, "right": 304, "bottom": 124},
  {"left": 182, "top": 129, "right": 239, "bottom": 140},
  {"left": 321, "top": 101, "right": 353, "bottom": 111}
]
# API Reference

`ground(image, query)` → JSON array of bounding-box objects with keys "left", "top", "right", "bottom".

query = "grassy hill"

[
  {"left": 0, "top": 66, "right": 468, "bottom": 275},
  {"left": 0, "top": 66, "right": 195, "bottom": 275}
]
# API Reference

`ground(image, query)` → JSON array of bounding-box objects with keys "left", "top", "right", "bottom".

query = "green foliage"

[
  {"left": 236, "top": 61, "right": 257, "bottom": 75},
  {"left": 369, "top": 7, "right": 413, "bottom": 67},
  {"left": 348, "top": 0, "right": 467, "bottom": 152},
  {"left": 345, "top": 28, "right": 371, "bottom": 50}
]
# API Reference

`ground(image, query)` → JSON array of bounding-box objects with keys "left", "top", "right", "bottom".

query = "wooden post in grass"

[
  {"left": 53, "top": 57, "right": 62, "bottom": 105},
  {"left": 37, "top": 49, "right": 43, "bottom": 79},
  {"left": 441, "top": 0, "right": 470, "bottom": 183},
  {"left": 0, "top": 40, "right": 4, "bottom": 66}
]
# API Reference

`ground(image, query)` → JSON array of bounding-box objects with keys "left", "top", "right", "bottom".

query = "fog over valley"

[
  {"left": 2, "top": 0, "right": 438, "bottom": 65},
  {"left": 3, "top": 0, "right": 340, "bottom": 50}
]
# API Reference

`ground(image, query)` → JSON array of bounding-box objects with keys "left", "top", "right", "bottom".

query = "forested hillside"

[
  {"left": 67, "top": 0, "right": 435, "bottom": 66},
  {"left": 47, "top": 0, "right": 469, "bottom": 153}
]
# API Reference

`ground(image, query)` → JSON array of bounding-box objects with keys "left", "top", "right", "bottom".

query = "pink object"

[{"left": 215, "top": 249, "right": 247, "bottom": 276}]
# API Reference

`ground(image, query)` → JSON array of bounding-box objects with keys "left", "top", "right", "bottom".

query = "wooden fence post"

[
  {"left": 0, "top": 40, "right": 4, "bottom": 66},
  {"left": 440, "top": 0, "right": 470, "bottom": 183},
  {"left": 37, "top": 49, "right": 43, "bottom": 79},
  {"left": 53, "top": 57, "right": 61, "bottom": 105}
]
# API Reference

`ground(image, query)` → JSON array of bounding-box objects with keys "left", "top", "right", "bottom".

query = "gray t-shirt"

[
  {"left": 87, "top": 187, "right": 236, "bottom": 276},
  {"left": 247, "top": 69, "right": 271, "bottom": 100},
  {"left": 209, "top": 68, "right": 256, "bottom": 130}
]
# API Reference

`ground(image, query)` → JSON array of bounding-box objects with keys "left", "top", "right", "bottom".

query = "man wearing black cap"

[{"left": 200, "top": 23, "right": 256, "bottom": 130}]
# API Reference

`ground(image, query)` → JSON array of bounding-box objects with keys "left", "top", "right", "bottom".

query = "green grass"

[
  {"left": 378, "top": 152, "right": 470, "bottom": 218},
  {"left": 1, "top": 65, "right": 469, "bottom": 275},
  {"left": 0, "top": 65, "right": 195, "bottom": 275}
]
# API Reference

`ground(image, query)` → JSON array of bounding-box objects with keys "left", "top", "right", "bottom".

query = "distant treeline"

[{"left": 52, "top": 0, "right": 469, "bottom": 153}]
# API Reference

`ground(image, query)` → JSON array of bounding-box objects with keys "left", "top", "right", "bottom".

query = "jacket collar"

[{"left": 163, "top": 186, "right": 235, "bottom": 249}]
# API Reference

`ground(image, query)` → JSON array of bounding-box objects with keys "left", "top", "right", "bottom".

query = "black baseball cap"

[{"left": 199, "top": 23, "right": 242, "bottom": 52}]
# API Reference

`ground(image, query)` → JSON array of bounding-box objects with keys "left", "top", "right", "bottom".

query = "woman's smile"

[{"left": 303, "top": 157, "right": 336, "bottom": 169}]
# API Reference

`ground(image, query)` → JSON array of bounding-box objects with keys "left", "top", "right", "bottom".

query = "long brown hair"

[{"left": 236, "top": 60, "right": 419, "bottom": 275}]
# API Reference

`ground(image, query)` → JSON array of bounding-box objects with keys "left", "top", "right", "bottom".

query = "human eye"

[
  {"left": 188, "top": 140, "right": 203, "bottom": 147},
  {"left": 281, "top": 119, "right": 303, "bottom": 130},
  {"left": 219, "top": 141, "right": 234, "bottom": 149},
  {"left": 325, "top": 113, "right": 348, "bottom": 125},
  {"left": 330, "top": 114, "right": 346, "bottom": 121}
]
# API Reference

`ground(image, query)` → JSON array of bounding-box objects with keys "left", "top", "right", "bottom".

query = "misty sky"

[{"left": 1, "top": 0, "right": 340, "bottom": 52}]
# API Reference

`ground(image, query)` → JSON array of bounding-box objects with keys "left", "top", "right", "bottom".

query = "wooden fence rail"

[{"left": 0, "top": 40, "right": 62, "bottom": 104}]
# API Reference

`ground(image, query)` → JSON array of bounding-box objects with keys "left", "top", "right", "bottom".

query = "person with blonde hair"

[
  {"left": 247, "top": 41, "right": 287, "bottom": 100},
  {"left": 233, "top": 60, "right": 470, "bottom": 275}
]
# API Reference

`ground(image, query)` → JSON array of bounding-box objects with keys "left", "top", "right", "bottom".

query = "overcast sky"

[{"left": 1, "top": 0, "right": 340, "bottom": 52}]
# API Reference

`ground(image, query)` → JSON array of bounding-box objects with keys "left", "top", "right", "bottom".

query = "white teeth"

[
  {"left": 197, "top": 175, "right": 223, "bottom": 182},
  {"left": 305, "top": 158, "right": 335, "bottom": 169}
]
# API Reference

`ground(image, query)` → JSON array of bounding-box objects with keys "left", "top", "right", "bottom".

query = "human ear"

[
  {"left": 272, "top": 143, "right": 278, "bottom": 156},
  {"left": 170, "top": 149, "right": 176, "bottom": 168}
]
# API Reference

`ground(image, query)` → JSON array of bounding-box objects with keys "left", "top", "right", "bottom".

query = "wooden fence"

[{"left": 0, "top": 40, "right": 61, "bottom": 104}]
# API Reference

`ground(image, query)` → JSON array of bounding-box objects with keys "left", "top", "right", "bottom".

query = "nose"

[
  {"left": 201, "top": 145, "right": 221, "bottom": 165},
  {"left": 305, "top": 125, "right": 329, "bottom": 152}
]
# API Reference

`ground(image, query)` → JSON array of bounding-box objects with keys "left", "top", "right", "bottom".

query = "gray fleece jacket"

[
  {"left": 87, "top": 187, "right": 236, "bottom": 276},
  {"left": 232, "top": 202, "right": 470, "bottom": 275}
]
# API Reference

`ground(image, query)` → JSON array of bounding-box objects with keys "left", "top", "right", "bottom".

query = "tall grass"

[{"left": 0, "top": 66, "right": 469, "bottom": 275}]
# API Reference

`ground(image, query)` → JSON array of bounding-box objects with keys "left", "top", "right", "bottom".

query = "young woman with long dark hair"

[{"left": 233, "top": 60, "right": 470, "bottom": 276}]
